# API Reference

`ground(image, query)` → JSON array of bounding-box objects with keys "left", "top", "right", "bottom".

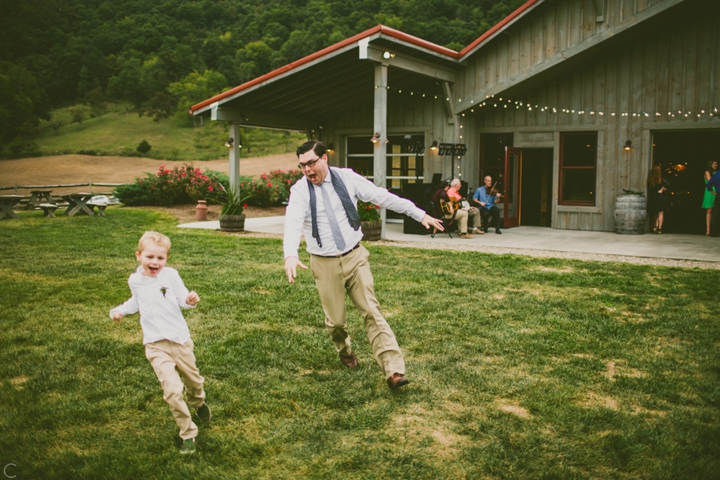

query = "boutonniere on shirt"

[{"left": 160, "top": 286, "right": 168, "bottom": 297}]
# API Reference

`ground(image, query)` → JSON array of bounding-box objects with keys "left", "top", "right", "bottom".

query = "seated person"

[
  {"left": 448, "top": 178, "right": 483, "bottom": 234},
  {"left": 472, "top": 175, "right": 503, "bottom": 234},
  {"left": 432, "top": 181, "right": 473, "bottom": 238}
]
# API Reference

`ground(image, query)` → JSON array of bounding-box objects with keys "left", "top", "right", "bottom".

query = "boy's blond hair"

[{"left": 137, "top": 231, "right": 171, "bottom": 254}]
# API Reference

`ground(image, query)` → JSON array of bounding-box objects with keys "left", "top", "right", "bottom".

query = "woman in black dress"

[{"left": 647, "top": 165, "right": 670, "bottom": 234}]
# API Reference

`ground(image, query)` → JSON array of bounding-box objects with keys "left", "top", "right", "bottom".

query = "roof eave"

[{"left": 190, "top": 25, "right": 460, "bottom": 116}]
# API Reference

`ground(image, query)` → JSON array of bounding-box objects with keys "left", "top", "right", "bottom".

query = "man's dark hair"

[
  {"left": 438, "top": 180, "right": 448, "bottom": 189},
  {"left": 296, "top": 140, "right": 326, "bottom": 158}
]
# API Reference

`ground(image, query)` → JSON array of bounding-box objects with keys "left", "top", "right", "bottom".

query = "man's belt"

[{"left": 312, "top": 243, "right": 361, "bottom": 258}]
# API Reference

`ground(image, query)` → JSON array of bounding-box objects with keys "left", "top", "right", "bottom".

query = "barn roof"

[{"left": 189, "top": 1, "right": 544, "bottom": 122}]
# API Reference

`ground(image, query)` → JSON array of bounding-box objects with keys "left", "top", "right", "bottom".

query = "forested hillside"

[{"left": 0, "top": 0, "right": 524, "bottom": 157}]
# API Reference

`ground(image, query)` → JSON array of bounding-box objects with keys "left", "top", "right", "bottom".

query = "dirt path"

[{"left": 0, "top": 153, "right": 298, "bottom": 194}]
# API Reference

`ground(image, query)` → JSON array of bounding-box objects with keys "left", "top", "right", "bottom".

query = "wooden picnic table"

[
  {"left": 0, "top": 195, "right": 24, "bottom": 219},
  {"left": 26, "top": 190, "right": 54, "bottom": 210},
  {"left": 61, "top": 193, "right": 95, "bottom": 216}
]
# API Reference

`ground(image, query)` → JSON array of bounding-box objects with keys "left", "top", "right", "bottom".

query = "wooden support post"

[
  {"left": 229, "top": 123, "right": 241, "bottom": 194},
  {"left": 373, "top": 63, "right": 388, "bottom": 238}
]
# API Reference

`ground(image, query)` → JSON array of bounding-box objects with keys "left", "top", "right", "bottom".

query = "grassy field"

[
  {"left": 37, "top": 104, "right": 307, "bottom": 161},
  {"left": 1, "top": 208, "right": 719, "bottom": 479}
]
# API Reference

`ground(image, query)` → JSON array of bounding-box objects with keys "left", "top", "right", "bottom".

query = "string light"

[{"left": 374, "top": 86, "right": 719, "bottom": 119}]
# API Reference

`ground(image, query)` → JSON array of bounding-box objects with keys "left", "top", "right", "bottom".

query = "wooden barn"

[{"left": 191, "top": 0, "right": 720, "bottom": 234}]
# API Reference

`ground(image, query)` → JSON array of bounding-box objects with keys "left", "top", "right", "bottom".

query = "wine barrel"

[
  {"left": 614, "top": 194, "right": 647, "bottom": 234},
  {"left": 361, "top": 220, "right": 382, "bottom": 241},
  {"left": 219, "top": 214, "right": 246, "bottom": 232}
]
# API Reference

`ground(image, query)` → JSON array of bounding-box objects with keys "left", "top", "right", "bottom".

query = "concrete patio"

[{"left": 179, "top": 216, "right": 720, "bottom": 266}]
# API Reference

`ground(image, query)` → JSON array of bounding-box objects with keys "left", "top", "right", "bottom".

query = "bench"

[
  {"left": 88, "top": 202, "right": 108, "bottom": 216},
  {"left": 38, "top": 203, "right": 60, "bottom": 218}
]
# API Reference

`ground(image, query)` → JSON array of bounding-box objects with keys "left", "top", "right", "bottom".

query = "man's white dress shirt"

[{"left": 283, "top": 167, "right": 426, "bottom": 258}]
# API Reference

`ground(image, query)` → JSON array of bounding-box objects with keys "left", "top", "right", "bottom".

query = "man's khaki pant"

[
  {"left": 445, "top": 208, "right": 469, "bottom": 233},
  {"left": 311, "top": 245, "right": 405, "bottom": 379},
  {"left": 145, "top": 338, "right": 206, "bottom": 440}
]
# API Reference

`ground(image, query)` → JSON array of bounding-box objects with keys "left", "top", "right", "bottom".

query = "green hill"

[{"left": 36, "top": 103, "right": 306, "bottom": 161}]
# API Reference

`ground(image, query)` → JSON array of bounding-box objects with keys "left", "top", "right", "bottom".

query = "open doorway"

[
  {"left": 521, "top": 148, "right": 554, "bottom": 227},
  {"left": 652, "top": 130, "right": 720, "bottom": 234}
]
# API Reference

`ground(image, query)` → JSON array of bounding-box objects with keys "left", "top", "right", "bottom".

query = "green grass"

[
  {"left": 36, "top": 104, "right": 307, "bottom": 160},
  {"left": 1, "top": 208, "right": 719, "bottom": 479}
]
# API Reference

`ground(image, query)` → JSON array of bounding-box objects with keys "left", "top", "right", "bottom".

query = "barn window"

[
  {"left": 345, "top": 134, "right": 424, "bottom": 192},
  {"left": 559, "top": 132, "right": 597, "bottom": 206}
]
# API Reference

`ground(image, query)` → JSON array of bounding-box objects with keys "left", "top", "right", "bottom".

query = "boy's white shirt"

[{"left": 109, "top": 265, "right": 195, "bottom": 345}]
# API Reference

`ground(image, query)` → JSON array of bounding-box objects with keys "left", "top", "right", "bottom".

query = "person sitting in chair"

[
  {"left": 432, "top": 181, "right": 473, "bottom": 238},
  {"left": 472, "top": 175, "right": 503, "bottom": 234},
  {"left": 448, "top": 178, "right": 483, "bottom": 234}
]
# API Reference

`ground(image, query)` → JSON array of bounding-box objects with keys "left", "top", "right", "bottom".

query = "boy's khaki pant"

[
  {"left": 145, "top": 338, "right": 205, "bottom": 440},
  {"left": 311, "top": 245, "right": 405, "bottom": 379}
]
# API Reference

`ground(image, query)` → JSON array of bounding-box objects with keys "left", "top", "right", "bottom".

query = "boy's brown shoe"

[
  {"left": 196, "top": 403, "right": 211, "bottom": 422},
  {"left": 179, "top": 438, "right": 196, "bottom": 455}
]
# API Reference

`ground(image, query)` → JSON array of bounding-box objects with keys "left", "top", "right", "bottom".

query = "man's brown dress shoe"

[
  {"left": 340, "top": 353, "right": 358, "bottom": 368},
  {"left": 387, "top": 372, "right": 409, "bottom": 389}
]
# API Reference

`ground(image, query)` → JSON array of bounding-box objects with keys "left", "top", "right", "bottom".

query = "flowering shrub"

[
  {"left": 357, "top": 200, "right": 381, "bottom": 221},
  {"left": 245, "top": 169, "right": 304, "bottom": 207},
  {"left": 114, "top": 164, "right": 223, "bottom": 206}
]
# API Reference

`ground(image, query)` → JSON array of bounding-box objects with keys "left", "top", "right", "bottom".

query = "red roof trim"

[
  {"left": 458, "top": 0, "right": 541, "bottom": 59},
  {"left": 189, "top": 25, "right": 459, "bottom": 114}
]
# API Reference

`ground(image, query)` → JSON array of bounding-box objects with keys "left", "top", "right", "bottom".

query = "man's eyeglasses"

[{"left": 298, "top": 157, "right": 322, "bottom": 169}]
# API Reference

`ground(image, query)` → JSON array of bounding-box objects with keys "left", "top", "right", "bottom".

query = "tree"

[
  {"left": 168, "top": 70, "right": 228, "bottom": 126},
  {"left": 0, "top": 61, "right": 49, "bottom": 147},
  {"left": 141, "top": 92, "right": 177, "bottom": 134},
  {"left": 68, "top": 105, "right": 87, "bottom": 128}
]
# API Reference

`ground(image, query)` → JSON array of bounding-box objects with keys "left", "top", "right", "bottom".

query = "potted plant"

[
  {"left": 358, "top": 200, "right": 382, "bottom": 241},
  {"left": 218, "top": 183, "right": 252, "bottom": 232}
]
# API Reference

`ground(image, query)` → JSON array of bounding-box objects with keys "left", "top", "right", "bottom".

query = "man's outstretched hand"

[
  {"left": 284, "top": 256, "right": 308, "bottom": 283},
  {"left": 421, "top": 214, "right": 444, "bottom": 231}
]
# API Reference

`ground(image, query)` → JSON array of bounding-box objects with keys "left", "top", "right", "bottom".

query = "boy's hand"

[
  {"left": 186, "top": 291, "right": 200, "bottom": 306},
  {"left": 112, "top": 311, "right": 123, "bottom": 322}
]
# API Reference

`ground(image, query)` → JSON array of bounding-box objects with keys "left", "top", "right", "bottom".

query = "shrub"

[
  {"left": 136, "top": 139, "right": 151, "bottom": 155},
  {"left": 114, "top": 164, "right": 222, "bottom": 206},
  {"left": 114, "top": 181, "right": 157, "bottom": 206}
]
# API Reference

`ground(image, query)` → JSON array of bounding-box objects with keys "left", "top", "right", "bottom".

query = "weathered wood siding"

[
  {"left": 458, "top": 0, "right": 719, "bottom": 230},
  {"left": 324, "top": 93, "right": 458, "bottom": 181}
]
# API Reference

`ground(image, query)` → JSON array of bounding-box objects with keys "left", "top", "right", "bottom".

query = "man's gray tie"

[{"left": 320, "top": 183, "right": 346, "bottom": 251}]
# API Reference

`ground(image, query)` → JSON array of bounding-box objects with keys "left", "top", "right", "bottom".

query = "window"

[
  {"left": 345, "top": 134, "right": 424, "bottom": 191},
  {"left": 559, "top": 132, "right": 597, "bottom": 205}
]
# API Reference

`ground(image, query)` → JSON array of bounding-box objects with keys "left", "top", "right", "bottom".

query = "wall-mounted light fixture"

[
  {"left": 327, "top": 143, "right": 335, "bottom": 153},
  {"left": 382, "top": 51, "right": 395, "bottom": 60},
  {"left": 224, "top": 138, "right": 234, "bottom": 148},
  {"left": 624, "top": 140, "right": 632, "bottom": 151},
  {"left": 430, "top": 141, "right": 438, "bottom": 152},
  {"left": 370, "top": 132, "right": 381, "bottom": 144}
]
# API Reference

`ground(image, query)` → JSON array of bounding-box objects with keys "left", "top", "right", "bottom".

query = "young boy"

[{"left": 110, "top": 231, "right": 210, "bottom": 455}]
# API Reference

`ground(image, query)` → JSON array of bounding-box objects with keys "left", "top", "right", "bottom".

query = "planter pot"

[
  {"left": 614, "top": 194, "right": 646, "bottom": 234},
  {"left": 219, "top": 213, "right": 246, "bottom": 232},
  {"left": 361, "top": 220, "right": 382, "bottom": 241}
]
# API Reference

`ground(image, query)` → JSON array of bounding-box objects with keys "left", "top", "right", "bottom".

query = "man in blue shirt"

[
  {"left": 472, "top": 175, "right": 503, "bottom": 234},
  {"left": 707, "top": 169, "right": 720, "bottom": 236}
]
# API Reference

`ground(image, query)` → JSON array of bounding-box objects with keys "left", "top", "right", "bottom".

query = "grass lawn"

[
  {"left": 37, "top": 105, "right": 307, "bottom": 161},
  {"left": 1, "top": 208, "right": 719, "bottom": 479}
]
